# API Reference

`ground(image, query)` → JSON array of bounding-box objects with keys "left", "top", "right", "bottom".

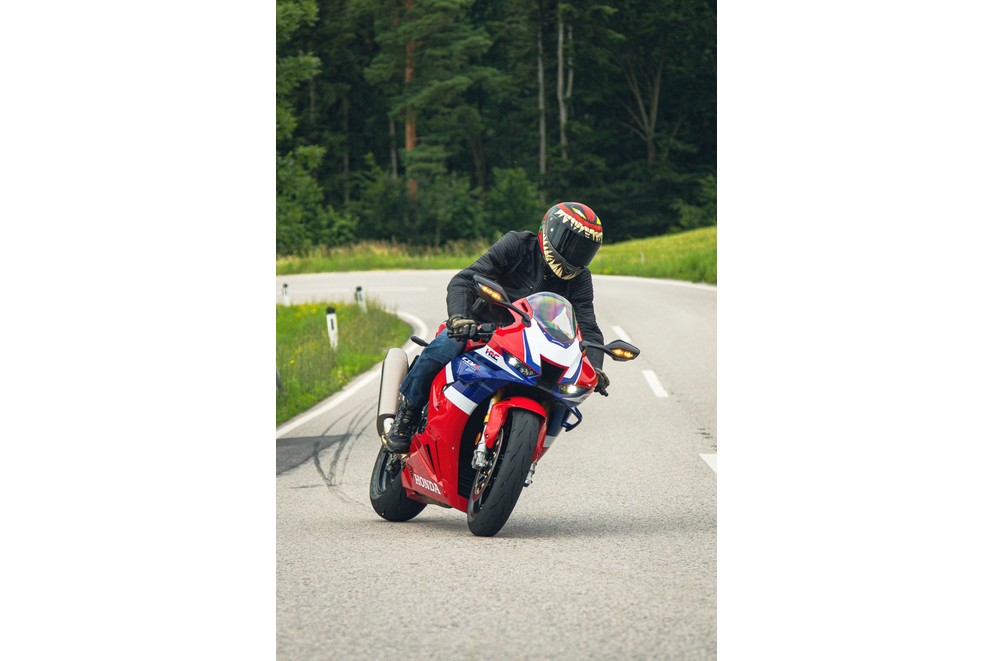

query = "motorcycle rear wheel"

[
  {"left": 467, "top": 409, "right": 540, "bottom": 537},
  {"left": 369, "top": 446, "right": 426, "bottom": 522}
]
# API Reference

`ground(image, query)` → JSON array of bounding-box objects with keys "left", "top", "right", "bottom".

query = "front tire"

[
  {"left": 467, "top": 409, "right": 540, "bottom": 537},
  {"left": 369, "top": 446, "right": 426, "bottom": 522}
]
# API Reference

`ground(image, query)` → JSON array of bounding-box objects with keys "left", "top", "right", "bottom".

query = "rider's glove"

[
  {"left": 594, "top": 367, "right": 610, "bottom": 396},
  {"left": 446, "top": 315, "right": 478, "bottom": 339}
]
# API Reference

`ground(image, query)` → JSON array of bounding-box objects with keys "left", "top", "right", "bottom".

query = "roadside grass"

[
  {"left": 275, "top": 227, "right": 716, "bottom": 284},
  {"left": 276, "top": 238, "right": 492, "bottom": 274},
  {"left": 591, "top": 226, "right": 716, "bottom": 284},
  {"left": 276, "top": 300, "right": 410, "bottom": 425}
]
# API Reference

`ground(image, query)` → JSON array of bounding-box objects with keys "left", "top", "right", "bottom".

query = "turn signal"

[
  {"left": 612, "top": 349, "right": 635, "bottom": 359},
  {"left": 480, "top": 285, "right": 503, "bottom": 302}
]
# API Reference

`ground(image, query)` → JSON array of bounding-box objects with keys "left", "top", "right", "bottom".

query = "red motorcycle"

[{"left": 369, "top": 276, "right": 639, "bottom": 536}]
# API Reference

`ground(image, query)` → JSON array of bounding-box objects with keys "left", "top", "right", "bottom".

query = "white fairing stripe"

[
  {"left": 523, "top": 322, "right": 582, "bottom": 378},
  {"left": 444, "top": 385, "right": 477, "bottom": 414},
  {"left": 445, "top": 362, "right": 454, "bottom": 384}
]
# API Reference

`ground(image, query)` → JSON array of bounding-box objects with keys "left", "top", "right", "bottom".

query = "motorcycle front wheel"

[
  {"left": 369, "top": 446, "right": 426, "bottom": 522},
  {"left": 467, "top": 409, "right": 540, "bottom": 537}
]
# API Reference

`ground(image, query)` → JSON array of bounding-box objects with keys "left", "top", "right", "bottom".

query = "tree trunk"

[
  {"left": 536, "top": 16, "right": 547, "bottom": 203},
  {"left": 621, "top": 52, "right": 666, "bottom": 166},
  {"left": 388, "top": 117, "right": 398, "bottom": 180},
  {"left": 404, "top": 0, "right": 418, "bottom": 196},
  {"left": 566, "top": 25, "right": 573, "bottom": 100},
  {"left": 556, "top": 12, "right": 567, "bottom": 160},
  {"left": 342, "top": 98, "right": 350, "bottom": 204},
  {"left": 308, "top": 79, "right": 316, "bottom": 124},
  {"left": 660, "top": 114, "right": 684, "bottom": 165},
  {"left": 472, "top": 135, "right": 486, "bottom": 192}
]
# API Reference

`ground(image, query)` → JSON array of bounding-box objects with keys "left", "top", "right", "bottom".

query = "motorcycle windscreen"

[{"left": 526, "top": 292, "right": 577, "bottom": 346}]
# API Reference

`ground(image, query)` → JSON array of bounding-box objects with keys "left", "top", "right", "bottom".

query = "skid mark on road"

[{"left": 320, "top": 401, "right": 375, "bottom": 486}]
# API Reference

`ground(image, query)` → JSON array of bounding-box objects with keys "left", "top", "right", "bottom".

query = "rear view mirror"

[
  {"left": 604, "top": 340, "right": 639, "bottom": 361},
  {"left": 579, "top": 339, "right": 640, "bottom": 361},
  {"left": 472, "top": 275, "right": 509, "bottom": 303},
  {"left": 472, "top": 275, "right": 532, "bottom": 326}
]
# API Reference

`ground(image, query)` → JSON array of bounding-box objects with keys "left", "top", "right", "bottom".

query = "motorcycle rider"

[{"left": 384, "top": 201, "right": 610, "bottom": 453}]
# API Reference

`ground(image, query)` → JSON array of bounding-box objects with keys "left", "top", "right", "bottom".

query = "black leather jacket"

[{"left": 446, "top": 231, "right": 605, "bottom": 370}]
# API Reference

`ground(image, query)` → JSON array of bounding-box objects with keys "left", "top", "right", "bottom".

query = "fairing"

[{"left": 401, "top": 291, "right": 599, "bottom": 510}]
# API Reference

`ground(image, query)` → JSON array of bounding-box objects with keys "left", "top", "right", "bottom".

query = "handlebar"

[{"left": 447, "top": 322, "right": 497, "bottom": 342}]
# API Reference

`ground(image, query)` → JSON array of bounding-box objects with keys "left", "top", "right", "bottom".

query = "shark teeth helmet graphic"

[{"left": 539, "top": 202, "right": 603, "bottom": 280}]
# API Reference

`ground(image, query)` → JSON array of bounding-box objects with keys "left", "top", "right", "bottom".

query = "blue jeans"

[{"left": 399, "top": 332, "right": 466, "bottom": 409}]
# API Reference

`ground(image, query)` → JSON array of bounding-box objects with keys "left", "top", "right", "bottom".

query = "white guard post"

[
  {"left": 355, "top": 286, "right": 367, "bottom": 313},
  {"left": 326, "top": 306, "right": 338, "bottom": 349},
  {"left": 282, "top": 283, "right": 290, "bottom": 306}
]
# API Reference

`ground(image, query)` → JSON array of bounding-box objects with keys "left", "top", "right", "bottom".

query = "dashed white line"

[
  {"left": 642, "top": 370, "right": 668, "bottom": 398},
  {"left": 611, "top": 325, "right": 631, "bottom": 342},
  {"left": 699, "top": 454, "right": 717, "bottom": 473}
]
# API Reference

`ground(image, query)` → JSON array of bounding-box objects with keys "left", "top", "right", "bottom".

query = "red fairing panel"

[
  {"left": 483, "top": 397, "right": 549, "bottom": 463},
  {"left": 576, "top": 358, "right": 598, "bottom": 389},
  {"left": 401, "top": 368, "right": 473, "bottom": 510}
]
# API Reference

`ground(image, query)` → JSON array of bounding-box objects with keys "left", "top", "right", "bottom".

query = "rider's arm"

[
  {"left": 570, "top": 270, "right": 606, "bottom": 371},
  {"left": 446, "top": 232, "right": 525, "bottom": 318}
]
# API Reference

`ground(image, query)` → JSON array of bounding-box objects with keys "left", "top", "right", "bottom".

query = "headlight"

[
  {"left": 505, "top": 353, "right": 537, "bottom": 377},
  {"left": 557, "top": 383, "right": 589, "bottom": 396}
]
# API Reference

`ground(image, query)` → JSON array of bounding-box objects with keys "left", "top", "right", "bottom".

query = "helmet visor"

[{"left": 549, "top": 226, "right": 601, "bottom": 272}]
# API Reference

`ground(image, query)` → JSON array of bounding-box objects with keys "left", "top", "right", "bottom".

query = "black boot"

[{"left": 383, "top": 396, "right": 421, "bottom": 453}]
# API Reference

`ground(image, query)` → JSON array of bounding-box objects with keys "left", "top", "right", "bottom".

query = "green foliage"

[
  {"left": 276, "top": 0, "right": 321, "bottom": 144},
  {"left": 276, "top": 0, "right": 354, "bottom": 256},
  {"left": 278, "top": 146, "right": 357, "bottom": 256},
  {"left": 420, "top": 173, "right": 484, "bottom": 245},
  {"left": 276, "top": 300, "right": 411, "bottom": 424},
  {"left": 484, "top": 167, "right": 545, "bottom": 235},
  {"left": 671, "top": 174, "right": 717, "bottom": 230},
  {"left": 349, "top": 155, "right": 413, "bottom": 242},
  {"left": 276, "top": 0, "right": 716, "bottom": 254}
]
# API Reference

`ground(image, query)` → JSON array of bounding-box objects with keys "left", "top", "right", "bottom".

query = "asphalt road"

[{"left": 276, "top": 270, "right": 717, "bottom": 660}]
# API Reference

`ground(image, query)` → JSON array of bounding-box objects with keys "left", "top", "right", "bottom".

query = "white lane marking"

[
  {"left": 396, "top": 311, "right": 430, "bottom": 359},
  {"left": 700, "top": 453, "right": 717, "bottom": 473},
  {"left": 642, "top": 370, "right": 668, "bottom": 398},
  {"left": 276, "top": 311, "right": 429, "bottom": 439},
  {"left": 611, "top": 325, "right": 631, "bottom": 342}
]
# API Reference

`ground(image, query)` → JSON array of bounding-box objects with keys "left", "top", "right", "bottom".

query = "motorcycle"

[{"left": 369, "top": 275, "right": 640, "bottom": 537}]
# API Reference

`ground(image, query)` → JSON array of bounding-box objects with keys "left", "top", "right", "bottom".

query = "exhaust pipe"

[{"left": 376, "top": 347, "right": 409, "bottom": 438}]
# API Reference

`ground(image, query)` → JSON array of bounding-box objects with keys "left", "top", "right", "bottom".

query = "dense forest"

[{"left": 276, "top": 0, "right": 716, "bottom": 256}]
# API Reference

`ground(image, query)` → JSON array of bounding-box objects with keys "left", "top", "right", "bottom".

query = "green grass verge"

[
  {"left": 276, "top": 226, "right": 716, "bottom": 284},
  {"left": 276, "top": 300, "right": 411, "bottom": 425},
  {"left": 591, "top": 226, "right": 716, "bottom": 284},
  {"left": 276, "top": 239, "right": 493, "bottom": 275}
]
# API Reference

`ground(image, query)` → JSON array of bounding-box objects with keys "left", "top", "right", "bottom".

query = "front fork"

[
  {"left": 470, "top": 392, "right": 541, "bottom": 487},
  {"left": 471, "top": 393, "right": 499, "bottom": 470}
]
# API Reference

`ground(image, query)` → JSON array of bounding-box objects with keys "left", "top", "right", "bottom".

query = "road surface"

[{"left": 276, "top": 270, "right": 716, "bottom": 660}]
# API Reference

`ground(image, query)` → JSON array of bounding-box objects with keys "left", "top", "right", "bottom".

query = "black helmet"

[{"left": 539, "top": 202, "right": 603, "bottom": 279}]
